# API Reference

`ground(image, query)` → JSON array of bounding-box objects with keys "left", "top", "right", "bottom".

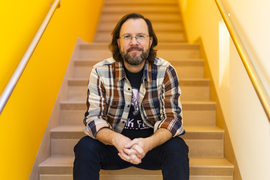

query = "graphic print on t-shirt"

[
  {"left": 131, "top": 88, "right": 139, "bottom": 116},
  {"left": 124, "top": 88, "right": 150, "bottom": 130}
]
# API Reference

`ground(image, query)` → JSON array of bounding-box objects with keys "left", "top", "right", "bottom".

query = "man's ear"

[
  {"left": 149, "top": 36, "right": 153, "bottom": 47},
  {"left": 117, "top": 39, "right": 120, "bottom": 47}
]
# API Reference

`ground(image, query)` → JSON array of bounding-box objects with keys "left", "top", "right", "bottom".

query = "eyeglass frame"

[{"left": 118, "top": 34, "right": 150, "bottom": 43}]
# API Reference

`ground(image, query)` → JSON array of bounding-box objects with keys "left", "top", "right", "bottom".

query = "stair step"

[
  {"left": 97, "top": 21, "right": 185, "bottom": 32},
  {"left": 78, "top": 43, "right": 199, "bottom": 59},
  {"left": 50, "top": 125, "right": 223, "bottom": 157},
  {"left": 99, "top": 13, "right": 182, "bottom": 22},
  {"left": 59, "top": 101, "right": 216, "bottom": 126},
  {"left": 102, "top": 5, "right": 180, "bottom": 14},
  {"left": 67, "top": 78, "right": 209, "bottom": 101},
  {"left": 78, "top": 42, "right": 199, "bottom": 50},
  {"left": 39, "top": 156, "right": 233, "bottom": 179},
  {"left": 103, "top": 0, "right": 178, "bottom": 6},
  {"left": 73, "top": 58, "right": 204, "bottom": 79},
  {"left": 51, "top": 126, "right": 223, "bottom": 140},
  {"left": 60, "top": 101, "right": 216, "bottom": 111}
]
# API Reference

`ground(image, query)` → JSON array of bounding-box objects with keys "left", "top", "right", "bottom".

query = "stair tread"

[
  {"left": 60, "top": 100, "right": 216, "bottom": 103},
  {"left": 40, "top": 155, "right": 233, "bottom": 169},
  {"left": 73, "top": 59, "right": 204, "bottom": 65},
  {"left": 52, "top": 125, "right": 223, "bottom": 133},
  {"left": 59, "top": 101, "right": 216, "bottom": 111},
  {"left": 51, "top": 125, "right": 224, "bottom": 140},
  {"left": 104, "top": 0, "right": 178, "bottom": 5},
  {"left": 67, "top": 78, "right": 210, "bottom": 86},
  {"left": 79, "top": 42, "right": 199, "bottom": 47}
]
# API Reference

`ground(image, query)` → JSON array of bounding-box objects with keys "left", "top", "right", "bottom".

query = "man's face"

[{"left": 117, "top": 18, "right": 153, "bottom": 66}]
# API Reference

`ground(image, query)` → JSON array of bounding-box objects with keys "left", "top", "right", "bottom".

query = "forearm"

[
  {"left": 96, "top": 128, "right": 119, "bottom": 146},
  {"left": 96, "top": 128, "right": 132, "bottom": 149},
  {"left": 145, "top": 128, "right": 172, "bottom": 151}
]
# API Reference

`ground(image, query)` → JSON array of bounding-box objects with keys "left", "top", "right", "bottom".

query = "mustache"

[{"left": 127, "top": 47, "right": 143, "bottom": 52}]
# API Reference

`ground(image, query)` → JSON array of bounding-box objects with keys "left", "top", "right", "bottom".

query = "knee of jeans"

[
  {"left": 165, "top": 137, "right": 189, "bottom": 155},
  {"left": 74, "top": 136, "right": 100, "bottom": 155}
]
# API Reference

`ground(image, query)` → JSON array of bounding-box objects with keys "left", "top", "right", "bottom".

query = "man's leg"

[
  {"left": 135, "top": 137, "right": 189, "bottom": 180},
  {"left": 73, "top": 136, "right": 131, "bottom": 180}
]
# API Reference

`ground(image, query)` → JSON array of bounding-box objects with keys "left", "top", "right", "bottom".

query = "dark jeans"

[{"left": 73, "top": 136, "right": 189, "bottom": 180}]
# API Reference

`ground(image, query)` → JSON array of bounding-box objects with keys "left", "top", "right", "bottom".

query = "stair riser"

[
  {"left": 102, "top": 6, "right": 180, "bottom": 13},
  {"left": 77, "top": 50, "right": 200, "bottom": 61},
  {"left": 60, "top": 108, "right": 216, "bottom": 127},
  {"left": 67, "top": 85, "right": 209, "bottom": 101},
  {"left": 73, "top": 64, "right": 204, "bottom": 79},
  {"left": 51, "top": 138, "right": 223, "bottom": 157},
  {"left": 40, "top": 167, "right": 233, "bottom": 177},
  {"left": 183, "top": 111, "right": 216, "bottom": 126},
  {"left": 99, "top": 13, "right": 182, "bottom": 22},
  {"left": 97, "top": 22, "right": 185, "bottom": 32},
  {"left": 103, "top": 0, "right": 178, "bottom": 5},
  {"left": 78, "top": 43, "right": 200, "bottom": 51}
]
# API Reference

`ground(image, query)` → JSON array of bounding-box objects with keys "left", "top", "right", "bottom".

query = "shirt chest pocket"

[
  {"left": 142, "top": 98, "right": 161, "bottom": 120},
  {"left": 107, "top": 99, "right": 125, "bottom": 119}
]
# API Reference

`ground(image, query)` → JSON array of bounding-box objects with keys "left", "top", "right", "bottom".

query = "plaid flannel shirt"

[{"left": 83, "top": 57, "right": 185, "bottom": 138}]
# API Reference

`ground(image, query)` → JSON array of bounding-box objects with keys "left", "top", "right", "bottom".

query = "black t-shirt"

[{"left": 121, "top": 66, "right": 153, "bottom": 140}]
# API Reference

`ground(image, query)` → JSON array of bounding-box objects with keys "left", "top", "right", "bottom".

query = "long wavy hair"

[{"left": 109, "top": 13, "right": 158, "bottom": 64}]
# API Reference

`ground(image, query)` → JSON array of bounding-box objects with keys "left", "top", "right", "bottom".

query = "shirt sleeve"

[
  {"left": 154, "top": 65, "right": 185, "bottom": 137},
  {"left": 83, "top": 68, "right": 113, "bottom": 139}
]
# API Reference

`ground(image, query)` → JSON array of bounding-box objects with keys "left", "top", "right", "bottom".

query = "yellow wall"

[
  {"left": 0, "top": 0, "right": 103, "bottom": 179},
  {"left": 179, "top": 0, "right": 270, "bottom": 179}
]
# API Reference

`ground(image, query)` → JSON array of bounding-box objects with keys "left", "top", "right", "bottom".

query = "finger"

[
  {"left": 123, "top": 148, "right": 137, "bottom": 155},
  {"left": 130, "top": 154, "right": 141, "bottom": 165},
  {"left": 132, "top": 144, "right": 144, "bottom": 154},
  {"left": 125, "top": 139, "right": 139, "bottom": 149},
  {"left": 118, "top": 150, "right": 131, "bottom": 162}
]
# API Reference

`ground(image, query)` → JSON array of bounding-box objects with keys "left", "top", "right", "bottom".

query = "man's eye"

[
  {"left": 123, "top": 35, "right": 131, "bottom": 39},
  {"left": 137, "top": 35, "right": 145, "bottom": 39}
]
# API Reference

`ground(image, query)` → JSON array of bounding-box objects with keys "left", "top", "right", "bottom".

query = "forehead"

[{"left": 120, "top": 18, "right": 149, "bottom": 35}]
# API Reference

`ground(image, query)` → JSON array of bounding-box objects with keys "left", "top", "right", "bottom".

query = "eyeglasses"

[{"left": 119, "top": 34, "right": 149, "bottom": 43}]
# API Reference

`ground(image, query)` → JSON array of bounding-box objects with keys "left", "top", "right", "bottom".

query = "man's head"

[{"left": 109, "top": 13, "right": 158, "bottom": 66}]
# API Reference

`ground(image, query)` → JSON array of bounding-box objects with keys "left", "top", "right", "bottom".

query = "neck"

[{"left": 123, "top": 61, "right": 145, "bottom": 73}]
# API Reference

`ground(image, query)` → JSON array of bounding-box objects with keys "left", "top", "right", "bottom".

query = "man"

[{"left": 73, "top": 13, "right": 189, "bottom": 180}]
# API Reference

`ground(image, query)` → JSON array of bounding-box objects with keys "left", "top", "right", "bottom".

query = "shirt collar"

[{"left": 114, "top": 60, "right": 153, "bottom": 84}]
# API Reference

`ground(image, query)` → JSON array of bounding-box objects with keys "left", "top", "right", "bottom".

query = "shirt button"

[
  {"left": 122, "top": 121, "right": 125, "bottom": 123},
  {"left": 127, "top": 105, "right": 130, "bottom": 108},
  {"left": 128, "top": 88, "right": 131, "bottom": 91}
]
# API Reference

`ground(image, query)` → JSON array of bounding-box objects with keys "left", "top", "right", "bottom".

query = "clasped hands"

[{"left": 115, "top": 136, "right": 151, "bottom": 165}]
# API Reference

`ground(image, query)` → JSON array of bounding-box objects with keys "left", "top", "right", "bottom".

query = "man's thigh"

[
  {"left": 134, "top": 137, "right": 189, "bottom": 170},
  {"left": 74, "top": 136, "right": 131, "bottom": 170},
  {"left": 100, "top": 142, "right": 132, "bottom": 170}
]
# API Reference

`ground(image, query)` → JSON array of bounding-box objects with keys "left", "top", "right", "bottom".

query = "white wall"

[
  {"left": 223, "top": 1, "right": 270, "bottom": 179},
  {"left": 223, "top": 0, "right": 270, "bottom": 95},
  {"left": 179, "top": 0, "right": 270, "bottom": 179}
]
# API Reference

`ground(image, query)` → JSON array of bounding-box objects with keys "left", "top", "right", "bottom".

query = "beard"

[{"left": 121, "top": 46, "right": 150, "bottom": 66}]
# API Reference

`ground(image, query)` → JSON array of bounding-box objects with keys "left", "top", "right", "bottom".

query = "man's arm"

[{"left": 96, "top": 128, "right": 130, "bottom": 147}]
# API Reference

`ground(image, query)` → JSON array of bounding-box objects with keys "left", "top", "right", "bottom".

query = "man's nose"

[{"left": 130, "top": 37, "right": 139, "bottom": 45}]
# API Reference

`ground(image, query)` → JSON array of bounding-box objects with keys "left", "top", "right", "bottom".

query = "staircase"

[{"left": 39, "top": 0, "right": 234, "bottom": 179}]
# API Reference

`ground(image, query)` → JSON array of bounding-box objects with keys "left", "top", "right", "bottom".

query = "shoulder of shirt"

[
  {"left": 93, "top": 57, "right": 116, "bottom": 69},
  {"left": 153, "top": 57, "right": 172, "bottom": 67}
]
